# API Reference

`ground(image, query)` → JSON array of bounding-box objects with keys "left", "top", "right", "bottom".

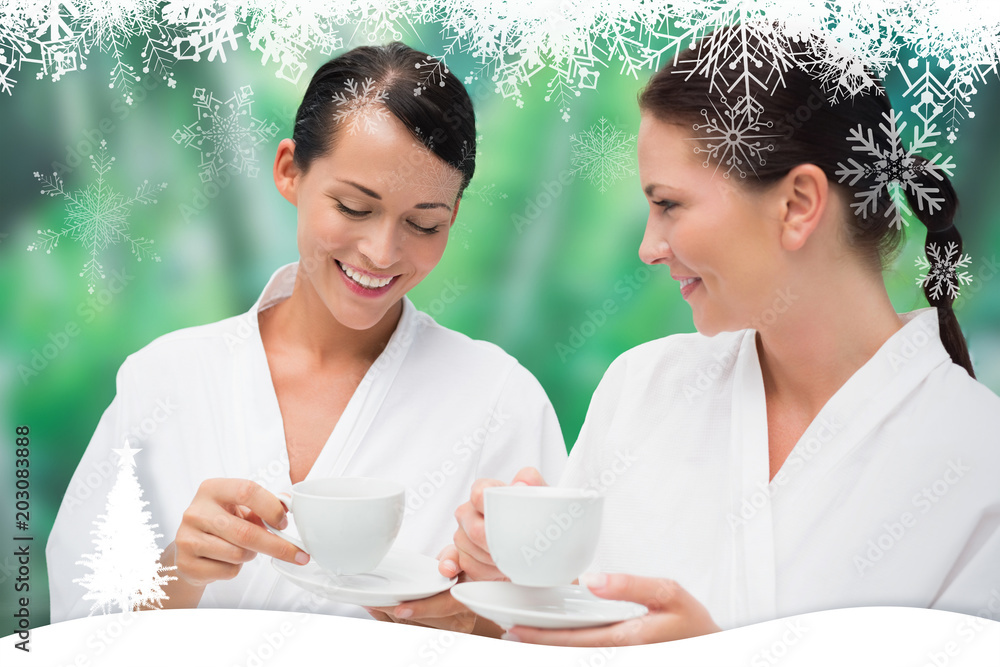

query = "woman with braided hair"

[{"left": 435, "top": 27, "right": 1000, "bottom": 644}]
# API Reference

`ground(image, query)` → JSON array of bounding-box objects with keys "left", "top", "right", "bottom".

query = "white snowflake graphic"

[
  {"left": 570, "top": 117, "right": 636, "bottom": 193},
  {"left": 686, "top": 93, "right": 780, "bottom": 179},
  {"left": 7, "top": 0, "right": 181, "bottom": 102},
  {"left": 332, "top": 77, "right": 390, "bottom": 136},
  {"left": 464, "top": 183, "right": 508, "bottom": 207},
  {"left": 666, "top": 18, "right": 809, "bottom": 102},
  {"left": 834, "top": 110, "right": 956, "bottom": 230},
  {"left": 2, "top": 1, "right": 998, "bottom": 124},
  {"left": 381, "top": 136, "right": 474, "bottom": 206},
  {"left": 28, "top": 139, "right": 166, "bottom": 294},
  {"left": 0, "top": 51, "right": 16, "bottom": 96},
  {"left": 75, "top": 440, "right": 177, "bottom": 615},
  {"left": 896, "top": 57, "right": 996, "bottom": 145},
  {"left": 916, "top": 242, "right": 973, "bottom": 301},
  {"left": 173, "top": 85, "right": 278, "bottom": 181},
  {"left": 166, "top": 1, "right": 244, "bottom": 65},
  {"left": 414, "top": 55, "right": 450, "bottom": 96}
]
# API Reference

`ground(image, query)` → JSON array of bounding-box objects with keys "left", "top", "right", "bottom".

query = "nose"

[
  {"left": 357, "top": 217, "right": 402, "bottom": 270},
  {"left": 638, "top": 214, "right": 674, "bottom": 266}
]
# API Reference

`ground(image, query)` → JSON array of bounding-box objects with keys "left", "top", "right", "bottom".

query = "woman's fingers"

[
  {"left": 454, "top": 471, "right": 552, "bottom": 582},
  {"left": 172, "top": 478, "right": 312, "bottom": 592},
  {"left": 173, "top": 542, "right": 244, "bottom": 586},
  {"left": 508, "top": 608, "right": 717, "bottom": 646},
  {"left": 469, "top": 478, "right": 505, "bottom": 515},
  {"left": 367, "top": 591, "right": 477, "bottom": 633},
  {"left": 189, "top": 531, "right": 258, "bottom": 565},
  {"left": 580, "top": 573, "right": 682, "bottom": 611},
  {"left": 453, "top": 527, "right": 507, "bottom": 581},
  {"left": 454, "top": 493, "right": 501, "bottom": 580},
  {"left": 198, "top": 504, "right": 285, "bottom": 559},
  {"left": 454, "top": 501, "right": 492, "bottom": 559},
  {"left": 452, "top": 524, "right": 493, "bottom": 566},
  {"left": 234, "top": 504, "right": 267, "bottom": 529},
  {"left": 204, "top": 479, "right": 289, "bottom": 531},
  {"left": 392, "top": 590, "right": 466, "bottom": 621},
  {"left": 510, "top": 467, "right": 548, "bottom": 487},
  {"left": 504, "top": 573, "right": 722, "bottom": 646},
  {"left": 437, "top": 544, "right": 461, "bottom": 578},
  {"left": 181, "top": 479, "right": 308, "bottom": 568},
  {"left": 504, "top": 575, "right": 723, "bottom": 646},
  {"left": 465, "top": 469, "right": 546, "bottom": 548}
]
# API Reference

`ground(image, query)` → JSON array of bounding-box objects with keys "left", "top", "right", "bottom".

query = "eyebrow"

[
  {"left": 644, "top": 183, "right": 683, "bottom": 198},
  {"left": 341, "top": 179, "right": 452, "bottom": 211}
]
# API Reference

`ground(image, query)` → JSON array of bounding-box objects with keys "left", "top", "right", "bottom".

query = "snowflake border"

[{"left": 1, "top": 1, "right": 998, "bottom": 125}]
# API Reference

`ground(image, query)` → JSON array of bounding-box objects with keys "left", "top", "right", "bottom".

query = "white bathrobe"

[
  {"left": 560, "top": 308, "right": 1000, "bottom": 629},
  {"left": 47, "top": 262, "right": 567, "bottom": 623}
]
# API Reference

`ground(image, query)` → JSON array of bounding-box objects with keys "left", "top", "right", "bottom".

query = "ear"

[
  {"left": 273, "top": 138, "right": 301, "bottom": 206},
  {"left": 776, "top": 163, "right": 828, "bottom": 252},
  {"left": 448, "top": 196, "right": 462, "bottom": 227}
]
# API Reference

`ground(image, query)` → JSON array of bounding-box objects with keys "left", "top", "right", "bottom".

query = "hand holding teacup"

[
  {"left": 443, "top": 468, "right": 723, "bottom": 645},
  {"left": 394, "top": 467, "right": 566, "bottom": 636},
  {"left": 402, "top": 467, "right": 545, "bottom": 633},
  {"left": 445, "top": 467, "right": 549, "bottom": 582},
  {"left": 444, "top": 466, "right": 603, "bottom": 587},
  {"left": 167, "top": 478, "right": 309, "bottom": 597},
  {"left": 267, "top": 477, "right": 405, "bottom": 576}
]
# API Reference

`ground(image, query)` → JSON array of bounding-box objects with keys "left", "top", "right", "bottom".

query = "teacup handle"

[{"left": 263, "top": 491, "right": 308, "bottom": 553}]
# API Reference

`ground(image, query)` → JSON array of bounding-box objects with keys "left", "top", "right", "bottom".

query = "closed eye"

[
  {"left": 652, "top": 199, "right": 678, "bottom": 212},
  {"left": 336, "top": 201, "right": 370, "bottom": 218},
  {"left": 408, "top": 220, "right": 441, "bottom": 235},
  {"left": 337, "top": 199, "right": 442, "bottom": 234}
]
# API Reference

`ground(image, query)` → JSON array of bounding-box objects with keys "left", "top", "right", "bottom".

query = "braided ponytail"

[
  {"left": 638, "top": 26, "right": 977, "bottom": 377},
  {"left": 906, "top": 156, "right": 975, "bottom": 377}
]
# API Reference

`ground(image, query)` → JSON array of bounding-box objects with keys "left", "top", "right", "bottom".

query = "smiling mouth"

[
  {"left": 679, "top": 277, "right": 702, "bottom": 300},
  {"left": 336, "top": 260, "right": 397, "bottom": 290}
]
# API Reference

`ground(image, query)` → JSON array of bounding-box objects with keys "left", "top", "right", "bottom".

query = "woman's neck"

[
  {"left": 755, "top": 269, "right": 903, "bottom": 416},
  {"left": 261, "top": 269, "right": 402, "bottom": 367}
]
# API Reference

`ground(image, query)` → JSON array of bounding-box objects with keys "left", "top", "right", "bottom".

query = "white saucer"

[
  {"left": 271, "top": 549, "right": 457, "bottom": 607},
  {"left": 450, "top": 581, "right": 648, "bottom": 629}
]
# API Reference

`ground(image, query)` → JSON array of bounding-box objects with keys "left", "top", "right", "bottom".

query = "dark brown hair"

[
  {"left": 638, "top": 26, "right": 974, "bottom": 377},
  {"left": 293, "top": 42, "right": 476, "bottom": 198}
]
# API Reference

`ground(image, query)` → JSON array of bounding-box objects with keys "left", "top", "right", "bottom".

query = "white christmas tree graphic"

[{"left": 74, "top": 439, "right": 176, "bottom": 615}]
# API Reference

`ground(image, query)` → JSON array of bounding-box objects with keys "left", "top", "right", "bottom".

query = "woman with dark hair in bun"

[
  {"left": 444, "top": 27, "right": 1000, "bottom": 644},
  {"left": 46, "top": 43, "right": 565, "bottom": 632}
]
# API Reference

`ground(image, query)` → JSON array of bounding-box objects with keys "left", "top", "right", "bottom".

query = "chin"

[
  {"left": 693, "top": 323, "right": 722, "bottom": 337},
  {"left": 690, "top": 312, "right": 735, "bottom": 338}
]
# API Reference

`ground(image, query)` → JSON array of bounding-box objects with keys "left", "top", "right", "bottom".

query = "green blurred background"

[{"left": 2, "top": 19, "right": 1000, "bottom": 636}]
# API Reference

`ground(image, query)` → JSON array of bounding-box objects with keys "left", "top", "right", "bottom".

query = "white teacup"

[
  {"left": 484, "top": 486, "right": 603, "bottom": 587},
  {"left": 269, "top": 477, "right": 405, "bottom": 576}
]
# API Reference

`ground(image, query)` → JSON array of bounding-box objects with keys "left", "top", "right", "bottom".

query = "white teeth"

[
  {"left": 680, "top": 277, "right": 701, "bottom": 288},
  {"left": 340, "top": 262, "right": 393, "bottom": 289}
]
